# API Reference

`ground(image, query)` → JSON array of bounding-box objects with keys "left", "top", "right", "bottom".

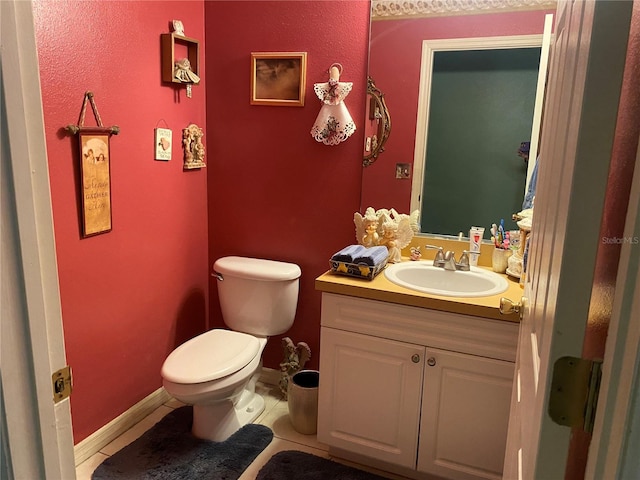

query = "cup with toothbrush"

[{"left": 491, "top": 219, "right": 512, "bottom": 273}]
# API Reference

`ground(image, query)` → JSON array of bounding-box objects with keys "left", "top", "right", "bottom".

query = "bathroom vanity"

[{"left": 315, "top": 266, "right": 522, "bottom": 480}]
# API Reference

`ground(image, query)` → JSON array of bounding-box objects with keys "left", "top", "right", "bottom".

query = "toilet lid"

[{"left": 161, "top": 329, "right": 260, "bottom": 384}]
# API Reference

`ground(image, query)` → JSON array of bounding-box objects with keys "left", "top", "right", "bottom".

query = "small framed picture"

[
  {"left": 250, "top": 52, "right": 307, "bottom": 107},
  {"left": 78, "top": 130, "right": 112, "bottom": 237},
  {"left": 155, "top": 128, "right": 172, "bottom": 161}
]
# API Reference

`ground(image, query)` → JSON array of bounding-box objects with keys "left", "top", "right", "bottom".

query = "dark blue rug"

[
  {"left": 92, "top": 406, "right": 273, "bottom": 479},
  {"left": 256, "top": 450, "right": 390, "bottom": 479}
]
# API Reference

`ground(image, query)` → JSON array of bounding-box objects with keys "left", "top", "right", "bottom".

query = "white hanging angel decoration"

[{"left": 311, "top": 63, "right": 356, "bottom": 146}]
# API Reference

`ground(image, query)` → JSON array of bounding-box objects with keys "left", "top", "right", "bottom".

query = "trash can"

[{"left": 287, "top": 370, "right": 319, "bottom": 434}]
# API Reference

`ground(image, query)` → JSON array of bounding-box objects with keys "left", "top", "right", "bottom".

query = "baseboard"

[
  {"left": 259, "top": 366, "right": 280, "bottom": 387},
  {"left": 73, "top": 387, "right": 171, "bottom": 466}
]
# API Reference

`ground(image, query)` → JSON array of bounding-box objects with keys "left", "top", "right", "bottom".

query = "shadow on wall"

[{"left": 172, "top": 288, "right": 207, "bottom": 349}]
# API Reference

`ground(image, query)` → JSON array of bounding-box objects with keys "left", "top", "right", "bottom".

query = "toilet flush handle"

[{"left": 211, "top": 271, "right": 224, "bottom": 281}]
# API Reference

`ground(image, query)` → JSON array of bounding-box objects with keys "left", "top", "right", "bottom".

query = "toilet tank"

[{"left": 213, "top": 256, "right": 301, "bottom": 336}]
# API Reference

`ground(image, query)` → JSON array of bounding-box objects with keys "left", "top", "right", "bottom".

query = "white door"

[
  {"left": 502, "top": 1, "right": 634, "bottom": 478},
  {"left": 2, "top": 1, "right": 76, "bottom": 478}
]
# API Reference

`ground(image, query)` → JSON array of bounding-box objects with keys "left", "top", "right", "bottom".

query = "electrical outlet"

[
  {"left": 365, "top": 137, "right": 372, "bottom": 152},
  {"left": 395, "top": 163, "right": 411, "bottom": 179}
]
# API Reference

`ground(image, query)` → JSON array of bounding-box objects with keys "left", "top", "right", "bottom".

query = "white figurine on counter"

[{"left": 354, "top": 207, "right": 420, "bottom": 263}]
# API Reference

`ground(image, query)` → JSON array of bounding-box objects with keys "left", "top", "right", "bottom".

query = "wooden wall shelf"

[{"left": 161, "top": 33, "right": 200, "bottom": 84}]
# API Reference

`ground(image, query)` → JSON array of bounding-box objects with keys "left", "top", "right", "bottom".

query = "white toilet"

[{"left": 161, "top": 256, "right": 301, "bottom": 441}]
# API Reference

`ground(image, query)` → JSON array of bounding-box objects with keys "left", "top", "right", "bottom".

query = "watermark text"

[{"left": 602, "top": 236, "right": 639, "bottom": 245}]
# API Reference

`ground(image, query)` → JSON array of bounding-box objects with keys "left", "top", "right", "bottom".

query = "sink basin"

[{"left": 384, "top": 262, "right": 509, "bottom": 297}]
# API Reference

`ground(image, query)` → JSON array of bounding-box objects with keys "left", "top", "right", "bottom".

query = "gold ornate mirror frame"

[{"left": 363, "top": 77, "right": 391, "bottom": 167}]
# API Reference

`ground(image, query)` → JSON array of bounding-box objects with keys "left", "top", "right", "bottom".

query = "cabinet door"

[
  {"left": 318, "top": 327, "right": 424, "bottom": 469},
  {"left": 417, "top": 348, "right": 515, "bottom": 480}
]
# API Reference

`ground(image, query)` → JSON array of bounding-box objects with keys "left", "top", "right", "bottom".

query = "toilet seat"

[{"left": 161, "top": 329, "right": 260, "bottom": 384}]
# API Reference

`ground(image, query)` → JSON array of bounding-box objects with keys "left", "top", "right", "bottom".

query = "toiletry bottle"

[{"left": 469, "top": 226, "right": 484, "bottom": 267}]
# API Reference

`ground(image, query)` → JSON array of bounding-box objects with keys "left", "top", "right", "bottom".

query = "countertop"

[{"left": 315, "top": 261, "right": 523, "bottom": 323}]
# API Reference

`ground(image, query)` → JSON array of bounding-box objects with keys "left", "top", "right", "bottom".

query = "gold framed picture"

[
  {"left": 78, "top": 130, "right": 112, "bottom": 237},
  {"left": 250, "top": 52, "right": 307, "bottom": 106}
]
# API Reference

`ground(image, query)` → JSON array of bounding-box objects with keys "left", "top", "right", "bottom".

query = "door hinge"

[
  {"left": 548, "top": 356, "right": 602, "bottom": 433},
  {"left": 52, "top": 366, "right": 72, "bottom": 403}
]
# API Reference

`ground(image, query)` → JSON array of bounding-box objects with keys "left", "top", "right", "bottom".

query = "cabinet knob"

[
  {"left": 427, "top": 357, "right": 436, "bottom": 366},
  {"left": 411, "top": 354, "right": 420, "bottom": 363}
]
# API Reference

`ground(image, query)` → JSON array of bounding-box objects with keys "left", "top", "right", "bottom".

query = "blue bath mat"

[
  {"left": 256, "top": 450, "right": 390, "bottom": 479},
  {"left": 92, "top": 406, "right": 273, "bottom": 479}
]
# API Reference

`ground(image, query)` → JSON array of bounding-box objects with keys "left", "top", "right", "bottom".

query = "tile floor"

[{"left": 75, "top": 382, "right": 406, "bottom": 480}]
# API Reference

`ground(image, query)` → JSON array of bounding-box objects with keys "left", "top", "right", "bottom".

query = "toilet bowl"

[
  {"left": 162, "top": 329, "right": 267, "bottom": 440},
  {"left": 161, "top": 256, "right": 301, "bottom": 441}
]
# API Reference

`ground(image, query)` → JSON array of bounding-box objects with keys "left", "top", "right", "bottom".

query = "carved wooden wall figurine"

[{"left": 182, "top": 123, "right": 205, "bottom": 169}]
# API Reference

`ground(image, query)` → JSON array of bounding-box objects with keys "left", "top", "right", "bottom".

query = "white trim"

[
  {"left": 410, "top": 35, "right": 544, "bottom": 215},
  {"left": 1, "top": 1, "right": 75, "bottom": 478},
  {"left": 73, "top": 388, "right": 171, "bottom": 466},
  {"left": 525, "top": 14, "right": 553, "bottom": 192}
]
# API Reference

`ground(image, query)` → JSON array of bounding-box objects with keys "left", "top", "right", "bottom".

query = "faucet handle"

[
  {"left": 425, "top": 245, "right": 445, "bottom": 265},
  {"left": 458, "top": 251, "right": 471, "bottom": 271}
]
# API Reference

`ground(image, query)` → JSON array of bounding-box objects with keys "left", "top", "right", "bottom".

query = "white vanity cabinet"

[
  {"left": 417, "top": 347, "right": 514, "bottom": 479},
  {"left": 319, "top": 327, "right": 425, "bottom": 468},
  {"left": 317, "top": 293, "right": 518, "bottom": 480}
]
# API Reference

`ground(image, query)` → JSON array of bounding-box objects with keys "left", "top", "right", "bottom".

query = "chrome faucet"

[
  {"left": 427, "top": 245, "right": 471, "bottom": 271},
  {"left": 443, "top": 251, "right": 457, "bottom": 271}
]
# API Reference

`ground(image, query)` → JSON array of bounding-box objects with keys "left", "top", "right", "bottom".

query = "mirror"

[
  {"left": 413, "top": 39, "right": 541, "bottom": 236},
  {"left": 363, "top": 77, "right": 392, "bottom": 167},
  {"left": 361, "top": 0, "right": 556, "bottom": 237}
]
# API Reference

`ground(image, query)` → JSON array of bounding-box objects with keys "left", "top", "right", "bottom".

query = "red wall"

[
  {"left": 361, "top": 10, "right": 556, "bottom": 213},
  {"left": 33, "top": 1, "right": 209, "bottom": 443},
  {"left": 204, "top": 1, "right": 370, "bottom": 371},
  {"left": 33, "top": 0, "right": 369, "bottom": 444}
]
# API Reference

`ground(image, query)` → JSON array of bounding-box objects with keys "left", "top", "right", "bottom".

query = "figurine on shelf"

[
  {"left": 279, "top": 337, "right": 311, "bottom": 400},
  {"left": 174, "top": 58, "right": 200, "bottom": 98},
  {"left": 174, "top": 58, "right": 200, "bottom": 84},
  {"left": 182, "top": 123, "right": 206, "bottom": 169},
  {"left": 172, "top": 19, "right": 185, "bottom": 36}
]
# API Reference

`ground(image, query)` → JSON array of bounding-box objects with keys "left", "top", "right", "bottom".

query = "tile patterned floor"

[{"left": 75, "top": 382, "right": 405, "bottom": 479}]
